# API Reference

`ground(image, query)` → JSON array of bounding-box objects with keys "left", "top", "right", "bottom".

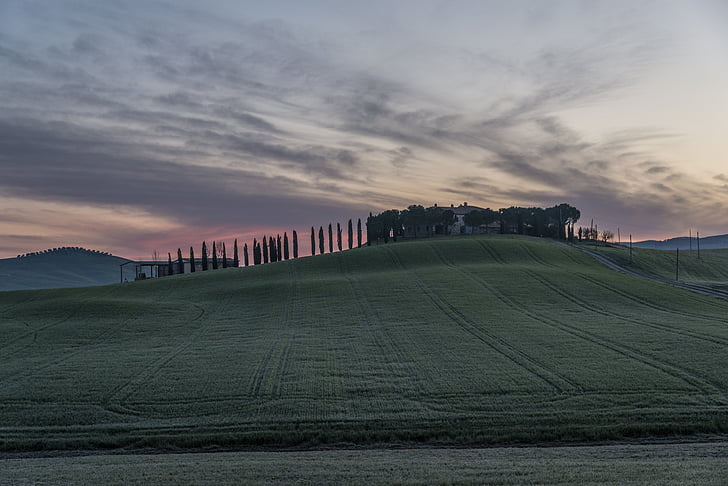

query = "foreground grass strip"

[{"left": 1, "top": 442, "right": 727, "bottom": 485}]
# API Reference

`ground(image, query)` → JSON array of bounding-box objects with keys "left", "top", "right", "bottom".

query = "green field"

[
  {"left": 592, "top": 244, "right": 728, "bottom": 291},
  {"left": 3, "top": 442, "right": 727, "bottom": 485},
  {"left": 1, "top": 235, "right": 727, "bottom": 454}
]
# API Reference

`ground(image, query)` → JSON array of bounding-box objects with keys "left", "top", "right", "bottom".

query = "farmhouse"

[
  {"left": 120, "top": 258, "right": 235, "bottom": 282},
  {"left": 449, "top": 203, "right": 500, "bottom": 235}
]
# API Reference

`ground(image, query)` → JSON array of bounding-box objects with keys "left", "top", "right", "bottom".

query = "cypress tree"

[
  {"left": 212, "top": 241, "right": 218, "bottom": 269},
  {"left": 357, "top": 218, "right": 362, "bottom": 248},
  {"left": 189, "top": 246, "right": 196, "bottom": 272},
  {"left": 348, "top": 219, "right": 353, "bottom": 250},
  {"left": 222, "top": 242, "right": 228, "bottom": 268},
  {"left": 277, "top": 234, "right": 282, "bottom": 260},
  {"left": 293, "top": 230, "right": 299, "bottom": 258},
  {"left": 311, "top": 227, "right": 316, "bottom": 256},
  {"left": 284, "top": 232, "right": 290, "bottom": 260},
  {"left": 177, "top": 248, "right": 184, "bottom": 274},
  {"left": 233, "top": 238, "right": 239, "bottom": 267},
  {"left": 337, "top": 223, "right": 342, "bottom": 252},
  {"left": 366, "top": 213, "right": 371, "bottom": 246},
  {"left": 319, "top": 226, "right": 325, "bottom": 254},
  {"left": 328, "top": 223, "right": 333, "bottom": 253},
  {"left": 244, "top": 243, "right": 249, "bottom": 267},
  {"left": 269, "top": 236, "right": 277, "bottom": 263},
  {"left": 263, "top": 236, "right": 269, "bottom": 264},
  {"left": 202, "top": 241, "right": 208, "bottom": 271},
  {"left": 253, "top": 239, "right": 261, "bottom": 265},
  {"left": 167, "top": 252, "right": 173, "bottom": 275}
]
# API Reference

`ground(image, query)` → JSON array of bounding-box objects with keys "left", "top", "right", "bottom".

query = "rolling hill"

[
  {"left": 631, "top": 233, "right": 728, "bottom": 250},
  {"left": 0, "top": 247, "right": 133, "bottom": 291},
  {"left": 0, "top": 235, "right": 726, "bottom": 454}
]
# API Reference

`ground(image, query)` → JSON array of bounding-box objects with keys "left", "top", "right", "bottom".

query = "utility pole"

[
  {"left": 675, "top": 248, "right": 679, "bottom": 281},
  {"left": 697, "top": 231, "right": 700, "bottom": 259},
  {"left": 629, "top": 234, "right": 633, "bottom": 264}
]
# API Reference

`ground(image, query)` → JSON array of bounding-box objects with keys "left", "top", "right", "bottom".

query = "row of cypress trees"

[
  {"left": 309, "top": 219, "right": 363, "bottom": 256},
  {"left": 167, "top": 218, "right": 363, "bottom": 275}
]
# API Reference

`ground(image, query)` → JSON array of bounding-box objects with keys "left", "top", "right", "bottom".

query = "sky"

[{"left": 1, "top": 0, "right": 727, "bottom": 258}]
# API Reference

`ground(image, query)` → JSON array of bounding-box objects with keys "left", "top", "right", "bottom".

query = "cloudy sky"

[{"left": 1, "top": 0, "right": 727, "bottom": 258}]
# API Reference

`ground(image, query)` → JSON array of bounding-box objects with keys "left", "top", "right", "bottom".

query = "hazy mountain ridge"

[
  {"left": 0, "top": 247, "right": 132, "bottom": 291},
  {"left": 630, "top": 234, "right": 728, "bottom": 250}
]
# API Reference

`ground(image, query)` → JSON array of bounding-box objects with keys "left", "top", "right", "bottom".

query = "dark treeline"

[
  {"left": 366, "top": 203, "right": 580, "bottom": 243},
  {"left": 16, "top": 247, "right": 113, "bottom": 258},
  {"left": 160, "top": 217, "right": 364, "bottom": 277}
]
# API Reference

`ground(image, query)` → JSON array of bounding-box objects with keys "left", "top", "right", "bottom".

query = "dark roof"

[{"left": 449, "top": 203, "right": 487, "bottom": 215}]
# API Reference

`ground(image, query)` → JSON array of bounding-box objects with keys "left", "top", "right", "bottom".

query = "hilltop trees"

[
  {"left": 253, "top": 239, "right": 261, "bottom": 265},
  {"left": 284, "top": 233, "right": 290, "bottom": 260},
  {"left": 319, "top": 226, "right": 325, "bottom": 254},
  {"left": 293, "top": 230, "right": 299, "bottom": 258},
  {"left": 357, "top": 218, "right": 362, "bottom": 247},
  {"left": 348, "top": 219, "right": 353, "bottom": 249},
  {"left": 167, "top": 252, "right": 173, "bottom": 275},
  {"left": 337, "top": 223, "right": 342, "bottom": 252},
  {"left": 222, "top": 242, "right": 228, "bottom": 268},
  {"left": 463, "top": 208, "right": 497, "bottom": 231},
  {"left": 328, "top": 224, "right": 333, "bottom": 253},
  {"left": 212, "top": 242, "right": 219, "bottom": 269},
  {"left": 189, "top": 247, "right": 195, "bottom": 272},
  {"left": 177, "top": 248, "right": 184, "bottom": 274},
  {"left": 311, "top": 227, "right": 316, "bottom": 256},
  {"left": 202, "top": 241, "right": 209, "bottom": 271},
  {"left": 244, "top": 243, "right": 249, "bottom": 267},
  {"left": 366, "top": 203, "right": 580, "bottom": 241},
  {"left": 263, "top": 237, "right": 269, "bottom": 264},
  {"left": 233, "top": 239, "right": 239, "bottom": 267}
]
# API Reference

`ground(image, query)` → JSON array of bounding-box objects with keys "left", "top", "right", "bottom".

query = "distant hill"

[
  {"left": 0, "top": 247, "right": 133, "bottom": 291},
  {"left": 630, "top": 233, "right": 728, "bottom": 250}
]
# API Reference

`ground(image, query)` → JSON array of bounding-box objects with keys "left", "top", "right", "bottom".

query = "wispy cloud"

[{"left": 1, "top": 0, "right": 726, "bottom": 256}]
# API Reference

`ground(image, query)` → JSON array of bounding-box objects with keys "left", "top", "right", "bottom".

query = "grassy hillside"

[
  {"left": 0, "top": 248, "right": 133, "bottom": 291},
  {"left": 0, "top": 235, "right": 727, "bottom": 452},
  {"left": 632, "top": 234, "right": 728, "bottom": 250},
  {"left": 594, "top": 244, "right": 728, "bottom": 290}
]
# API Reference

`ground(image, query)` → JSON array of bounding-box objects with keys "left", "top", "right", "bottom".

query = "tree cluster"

[
  {"left": 366, "top": 203, "right": 580, "bottom": 242},
  {"left": 366, "top": 205, "right": 456, "bottom": 242}
]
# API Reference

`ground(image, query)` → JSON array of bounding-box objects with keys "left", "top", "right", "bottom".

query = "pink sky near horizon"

[{"left": 1, "top": 1, "right": 727, "bottom": 259}]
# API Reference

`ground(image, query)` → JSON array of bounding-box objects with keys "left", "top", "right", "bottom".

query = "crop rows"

[{"left": 0, "top": 235, "right": 726, "bottom": 451}]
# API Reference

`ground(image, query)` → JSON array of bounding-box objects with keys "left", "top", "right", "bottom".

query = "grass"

[
  {"left": 2, "top": 442, "right": 727, "bottom": 485},
  {"left": 589, "top": 243, "right": 728, "bottom": 290},
  {"left": 0, "top": 235, "right": 727, "bottom": 453}
]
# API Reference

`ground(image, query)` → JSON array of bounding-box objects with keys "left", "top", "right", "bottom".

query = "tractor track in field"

[
  {"left": 576, "top": 273, "right": 728, "bottom": 324},
  {"left": 527, "top": 270, "right": 728, "bottom": 348},
  {"left": 444, "top": 247, "right": 726, "bottom": 400},
  {"left": 103, "top": 302, "right": 207, "bottom": 416},
  {"left": 558, "top": 241, "right": 728, "bottom": 303},
  {"left": 473, "top": 239, "right": 507, "bottom": 265},
  {"left": 272, "top": 265, "right": 302, "bottom": 400},
  {"left": 0, "top": 291, "right": 140, "bottom": 391},
  {"left": 337, "top": 253, "right": 430, "bottom": 398},
  {"left": 248, "top": 270, "right": 298, "bottom": 401},
  {"left": 518, "top": 242, "right": 555, "bottom": 268},
  {"left": 0, "top": 287, "right": 119, "bottom": 357},
  {"left": 386, "top": 244, "right": 580, "bottom": 394}
]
